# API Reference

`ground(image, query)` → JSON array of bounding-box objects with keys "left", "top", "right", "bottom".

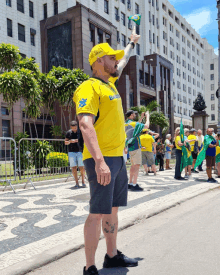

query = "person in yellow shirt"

[
  {"left": 216, "top": 133, "right": 220, "bottom": 178},
  {"left": 184, "top": 128, "right": 193, "bottom": 179},
  {"left": 174, "top": 127, "right": 185, "bottom": 180},
  {"left": 140, "top": 129, "right": 157, "bottom": 176},
  {"left": 74, "top": 36, "right": 141, "bottom": 274},
  {"left": 187, "top": 128, "right": 198, "bottom": 173}
]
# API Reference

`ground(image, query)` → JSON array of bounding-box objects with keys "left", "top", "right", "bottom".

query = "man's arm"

[
  {"left": 117, "top": 26, "right": 140, "bottom": 78},
  {"left": 78, "top": 113, "right": 111, "bottom": 186}
]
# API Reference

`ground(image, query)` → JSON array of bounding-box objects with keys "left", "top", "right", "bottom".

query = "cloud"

[
  {"left": 214, "top": 47, "right": 218, "bottom": 56},
  {"left": 183, "top": 7, "right": 211, "bottom": 35}
]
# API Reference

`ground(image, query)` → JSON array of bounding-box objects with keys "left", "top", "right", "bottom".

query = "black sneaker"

[
  {"left": 175, "top": 177, "right": 187, "bottom": 180},
  {"left": 103, "top": 250, "right": 138, "bottom": 268},
  {"left": 211, "top": 178, "right": 218, "bottom": 183},
  {"left": 83, "top": 265, "right": 99, "bottom": 275},
  {"left": 130, "top": 184, "right": 143, "bottom": 191},
  {"left": 128, "top": 184, "right": 132, "bottom": 189},
  {"left": 191, "top": 169, "right": 199, "bottom": 173}
]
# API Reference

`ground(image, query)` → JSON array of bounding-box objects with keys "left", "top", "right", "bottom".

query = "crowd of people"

[{"left": 124, "top": 110, "right": 220, "bottom": 190}]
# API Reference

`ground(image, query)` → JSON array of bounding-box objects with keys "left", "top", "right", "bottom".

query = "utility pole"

[{"left": 217, "top": 1, "right": 220, "bottom": 133}]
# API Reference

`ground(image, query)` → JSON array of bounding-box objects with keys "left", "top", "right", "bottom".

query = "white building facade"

[
  {"left": 203, "top": 38, "right": 218, "bottom": 131},
  {"left": 0, "top": 0, "right": 209, "bottom": 128}
]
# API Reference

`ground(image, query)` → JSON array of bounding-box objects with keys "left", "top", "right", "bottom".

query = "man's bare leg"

[
  {"left": 84, "top": 214, "right": 102, "bottom": 270},
  {"left": 151, "top": 164, "right": 157, "bottom": 175},
  {"left": 133, "top": 164, "right": 140, "bottom": 184},
  {"left": 129, "top": 165, "right": 134, "bottom": 183},
  {"left": 72, "top": 167, "right": 79, "bottom": 185},
  {"left": 207, "top": 167, "right": 212, "bottom": 179},
  {"left": 143, "top": 164, "right": 148, "bottom": 173},
  {"left": 79, "top": 166, "right": 85, "bottom": 184},
  {"left": 102, "top": 207, "right": 118, "bottom": 258}
]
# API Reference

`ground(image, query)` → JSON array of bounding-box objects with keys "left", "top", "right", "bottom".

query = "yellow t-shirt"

[
  {"left": 216, "top": 145, "right": 220, "bottom": 156},
  {"left": 73, "top": 78, "right": 125, "bottom": 160},
  {"left": 175, "top": 136, "right": 182, "bottom": 150},
  {"left": 188, "top": 134, "right": 197, "bottom": 152},
  {"left": 140, "top": 134, "right": 155, "bottom": 152}
]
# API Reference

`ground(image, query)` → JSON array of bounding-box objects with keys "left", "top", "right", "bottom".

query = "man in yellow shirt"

[
  {"left": 187, "top": 128, "right": 198, "bottom": 173},
  {"left": 140, "top": 129, "right": 157, "bottom": 175},
  {"left": 74, "top": 31, "right": 140, "bottom": 275}
]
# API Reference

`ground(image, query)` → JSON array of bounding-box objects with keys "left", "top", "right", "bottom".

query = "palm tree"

[{"left": 130, "top": 100, "right": 169, "bottom": 135}]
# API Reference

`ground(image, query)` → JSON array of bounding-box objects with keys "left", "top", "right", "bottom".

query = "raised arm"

[
  {"left": 117, "top": 26, "right": 140, "bottom": 78},
  {"left": 78, "top": 113, "right": 111, "bottom": 186}
]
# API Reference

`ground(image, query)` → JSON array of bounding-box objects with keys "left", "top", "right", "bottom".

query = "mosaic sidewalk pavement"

[{"left": 0, "top": 169, "right": 218, "bottom": 271}]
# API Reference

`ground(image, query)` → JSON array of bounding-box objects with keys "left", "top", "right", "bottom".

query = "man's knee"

[
  {"left": 72, "top": 166, "right": 77, "bottom": 171},
  {"left": 87, "top": 213, "right": 103, "bottom": 222}
]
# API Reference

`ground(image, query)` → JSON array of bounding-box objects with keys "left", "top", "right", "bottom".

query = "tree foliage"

[
  {"left": 131, "top": 101, "right": 170, "bottom": 135},
  {"left": 0, "top": 43, "right": 21, "bottom": 71},
  {"left": 0, "top": 43, "right": 89, "bottom": 132}
]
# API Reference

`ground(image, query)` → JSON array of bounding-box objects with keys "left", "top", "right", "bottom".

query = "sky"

[{"left": 169, "top": 0, "right": 218, "bottom": 55}]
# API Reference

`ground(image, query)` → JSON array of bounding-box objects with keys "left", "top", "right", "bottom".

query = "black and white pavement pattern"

[{"left": 0, "top": 169, "right": 218, "bottom": 270}]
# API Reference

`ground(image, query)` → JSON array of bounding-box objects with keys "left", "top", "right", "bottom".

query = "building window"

[
  {"left": 29, "top": 1, "right": 34, "bottom": 17},
  {"left": 211, "top": 104, "right": 215, "bottom": 111},
  {"left": 136, "top": 43, "right": 140, "bottom": 55},
  {"left": 104, "top": 0, "right": 109, "bottom": 14},
  {"left": 54, "top": 0, "right": 58, "bottom": 15},
  {"left": 176, "top": 30, "right": 179, "bottom": 38},
  {"left": 117, "top": 31, "right": 120, "bottom": 43},
  {"left": 211, "top": 114, "right": 215, "bottom": 121},
  {"left": 43, "top": 4, "right": 47, "bottom": 19},
  {"left": 211, "top": 94, "right": 215, "bottom": 100},
  {"left": 145, "top": 73, "right": 149, "bottom": 85},
  {"left": 90, "top": 23, "right": 95, "bottom": 45},
  {"left": 210, "top": 64, "right": 214, "bottom": 70},
  {"left": 97, "top": 28, "right": 103, "bottom": 43},
  {"left": 17, "top": 0, "right": 24, "bottom": 13},
  {"left": 18, "top": 23, "right": 25, "bottom": 42},
  {"left": 152, "top": 0, "right": 154, "bottom": 7},
  {"left": 152, "top": 14, "right": 155, "bottom": 25},
  {"left": 210, "top": 74, "right": 214, "bottom": 80},
  {"left": 162, "top": 3, "right": 166, "bottom": 11},
  {"left": 30, "top": 33, "right": 35, "bottom": 46},
  {"left": 136, "top": 25, "right": 140, "bottom": 35},
  {"left": 2, "top": 120, "right": 10, "bottom": 137},
  {"left": 6, "top": 0, "right": 11, "bottom": 7},
  {"left": 7, "top": 18, "right": 12, "bottom": 37},
  {"left": 139, "top": 70, "right": 144, "bottom": 84},
  {"left": 1, "top": 107, "right": 9, "bottom": 115},
  {"left": 121, "top": 34, "right": 126, "bottom": 47},
  {"left": 121, "top": 12, "right": 125, "bottom": 26},
  {"left": 115, "top": 7, "right": 119, "bottom": 21},
  {"left": 211, "top": 84, "right": 214, "bottom": 91},
  {"left": 135, "top": 3, "right": 139, "bottom": 14},
  {"left": 121, "top": 0, "right": 125, "bottom": 3}
]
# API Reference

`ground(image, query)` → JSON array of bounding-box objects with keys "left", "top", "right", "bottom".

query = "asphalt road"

[{"left": 28, "top": 187, "right": 220, "bottom": 275}]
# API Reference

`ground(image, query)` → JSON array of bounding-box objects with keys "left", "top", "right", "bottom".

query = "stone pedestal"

[{"left": 191, "top": 111, "right": 209, "bottom": 136}]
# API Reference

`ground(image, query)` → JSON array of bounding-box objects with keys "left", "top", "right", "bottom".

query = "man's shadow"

[{"left": 98, "top": 257, "right": 144, "bottom": 274}]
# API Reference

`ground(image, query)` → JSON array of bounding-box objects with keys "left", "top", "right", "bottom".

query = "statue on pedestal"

[{"left": 193, "top": 93, "right": 207, "bottom": 111}]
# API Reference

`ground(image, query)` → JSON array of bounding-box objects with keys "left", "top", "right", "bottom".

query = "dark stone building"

[{"left": 40, "top": 3, "right": 174, "bottom": 135}]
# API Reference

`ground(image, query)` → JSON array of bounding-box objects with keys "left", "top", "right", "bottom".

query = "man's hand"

[
  {"left": 209, "top": 144, "right": 216, "bottom": 148},
  {"left": 95, "top": 159, "right": 111, "bottom": 186},
  {"left": 141, "top": 112, "right": 145, "bottom": 119},
  {"left": 70, "top": 139, "right": 78, "bottom": 143},
  {"left": 130, "top": 26, "right": 141, "bottom": 44}
]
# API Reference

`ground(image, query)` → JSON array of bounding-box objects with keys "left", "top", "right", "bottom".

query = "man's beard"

[{"left": 110, "top": 70, "right": 119, "bottom": 77}]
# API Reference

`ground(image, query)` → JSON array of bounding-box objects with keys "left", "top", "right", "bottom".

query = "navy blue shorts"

[{"left": 84, "top": 157, "right": 128, "bottom": 214}]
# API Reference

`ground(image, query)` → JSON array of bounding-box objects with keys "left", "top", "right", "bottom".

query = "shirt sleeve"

[
  {"left": 73, "top": 81, "right": 99, "bottom": 116},
  {"left": 65, "top": 131, "right": 70, "bottom": 139}
]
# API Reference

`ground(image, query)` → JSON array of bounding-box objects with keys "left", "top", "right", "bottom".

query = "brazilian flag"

[
  {"left": 129, "top": 14, "right": 141, "bottom": 25},
  {"left": 194, "top": 135, "right": 215, "bottom": 168},
  {"left": 180, "top": 120, "right": 188, "bottom": 172},
  {"left": 216, "top": 145, "right": 220, "bottom": 163},
  {"left": 125, "top": 120, "right": 145, "bottom": 148}
]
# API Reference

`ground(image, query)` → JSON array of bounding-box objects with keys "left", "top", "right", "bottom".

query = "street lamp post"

[{"left": 216, "top": 0, "right": 220, "bottom": 133}]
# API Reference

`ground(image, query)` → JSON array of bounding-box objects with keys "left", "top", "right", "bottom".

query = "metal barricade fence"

[
  {"left": 0, "top": 137, "right": 17, "bottom": 193},
  {"left": 18, "top": 138, "right": 71, "bottom": 189}
]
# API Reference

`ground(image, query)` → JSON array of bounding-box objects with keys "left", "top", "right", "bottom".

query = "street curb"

[
  {"left": 2, "top": 185, "right": 220, "bottom": 275},
  {"left": 0, "top": 177, "right": 75, "bottom": 192}
]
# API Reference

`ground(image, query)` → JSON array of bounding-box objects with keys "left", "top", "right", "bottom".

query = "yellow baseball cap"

[
  {"left": 89, "top": 43, "right": 124, "bottom": 66},
  {"left": 143, "top": 129, "right": 150, "bottom": 133}
]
